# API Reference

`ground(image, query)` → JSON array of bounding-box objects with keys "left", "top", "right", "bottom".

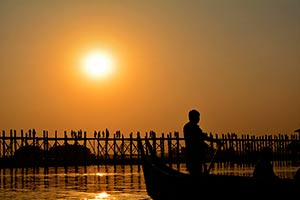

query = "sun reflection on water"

[
  {"left": 95, "top": 192, "right": 110, "bottom": 199},
  {"left": 96, "top": 172, "right": 104, "bottom": 176}
]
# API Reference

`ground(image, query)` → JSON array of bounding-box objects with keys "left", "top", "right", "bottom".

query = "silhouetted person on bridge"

[{"left": 183, "top": 109, "right": 220, "bottom": 176}]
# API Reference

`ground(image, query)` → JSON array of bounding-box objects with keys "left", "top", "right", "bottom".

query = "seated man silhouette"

[
  {"left": 294, "top": 168, "right": 300, "bottom": 181},
  {"left": 253, "top": 147, "right": 277, "bottom": 180}
]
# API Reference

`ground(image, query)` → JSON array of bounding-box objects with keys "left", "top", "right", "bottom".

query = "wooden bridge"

[{"left": 0, "top": 129, "right": 300, "bottom": 167}]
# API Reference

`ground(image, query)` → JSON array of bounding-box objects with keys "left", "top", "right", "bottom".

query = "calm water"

[{"left": 0, "top": 162, "right": 299, "bottom": 200}]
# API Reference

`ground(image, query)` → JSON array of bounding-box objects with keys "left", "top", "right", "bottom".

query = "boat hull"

[{"left": 138, "top": 137, "right": 300, "bottom": 199}]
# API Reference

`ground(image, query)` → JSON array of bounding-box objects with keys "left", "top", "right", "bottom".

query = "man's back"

[
  {"left": 183, "top": 122, "right": 205, "bottom": 154},
  {"left": 183, "top": 120, "right": 208, "bottom": 175}
]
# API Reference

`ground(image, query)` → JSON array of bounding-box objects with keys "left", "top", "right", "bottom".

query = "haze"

[{"left": 0, "top": 1, "right": 299, "bottom": 137}]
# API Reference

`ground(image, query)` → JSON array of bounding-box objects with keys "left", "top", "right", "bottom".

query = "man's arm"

[{"left": 203, "top": 132, "right": 224, "bottom": 146}]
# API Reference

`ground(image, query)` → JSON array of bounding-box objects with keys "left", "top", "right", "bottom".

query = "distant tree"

[
  {"left": 14, "top": 145, "right": 44, "bottom": 166},
  {"left": 48, "top": 144, "right": 96, "bottom": 165}
]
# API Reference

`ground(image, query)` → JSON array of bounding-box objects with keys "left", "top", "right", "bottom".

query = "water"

[
  {"left": 0, "top": 165, "right": 150, "bottom": 200},
  {"left": 0, "top": 162, "right": 299, "bottom": 200},
  {"left": 209, "top": 161, "right": 299, "bottom": 178}
]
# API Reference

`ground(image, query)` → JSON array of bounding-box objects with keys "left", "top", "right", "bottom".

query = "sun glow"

[
  {"left": 81, "top": 50, "right": 115, "bottom": 80},
  {"left": 95, "top": 192, "right": 110, "bottom": 199}
]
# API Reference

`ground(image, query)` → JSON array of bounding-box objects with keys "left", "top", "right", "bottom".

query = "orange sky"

[{"left": 0, "top": 1, "right": 299, "bottom": 137}]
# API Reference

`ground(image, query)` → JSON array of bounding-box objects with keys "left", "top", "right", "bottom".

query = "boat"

[{"left": 137, "top": 136, "right": 300, "bottom": 199}]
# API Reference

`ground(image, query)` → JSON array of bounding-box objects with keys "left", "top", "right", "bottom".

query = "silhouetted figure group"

[
  {"left": 93, "top": 129, "right": 122, "bottom": 138},
  {"left": 71, "top": 130, "right": 83, "bottom": 139}
]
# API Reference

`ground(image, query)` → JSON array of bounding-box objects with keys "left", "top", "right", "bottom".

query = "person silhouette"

[
  {"left": 294, "top": 168, "right": 300, "bottom": 181},
  {"left": 183, "top": 109, "right": 219, "bottom": 176},
  {"left": 253, "top": 147, "right": 277, "bottom": 180}
]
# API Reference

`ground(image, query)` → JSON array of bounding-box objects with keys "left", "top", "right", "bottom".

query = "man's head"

[{"left": 188, "top": 109, "right": 200, "bottom": 124}]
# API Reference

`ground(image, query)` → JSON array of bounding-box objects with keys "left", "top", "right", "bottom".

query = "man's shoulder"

[
  {"left": 183, "top": 122, "right": 191, "bottom": 129},
  {"left": 184, "top": 123, "right": 203, "bottom": 134},
  {"left": 183, "top": 122, "right": 195, "bottom": 131},
  {"left": 184, "top": 122, "right": 201, "bottom": 128}
]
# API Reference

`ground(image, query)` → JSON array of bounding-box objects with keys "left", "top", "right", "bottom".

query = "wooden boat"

[{"left": 137, "top": 136, "right": 300, "bottom": 199}]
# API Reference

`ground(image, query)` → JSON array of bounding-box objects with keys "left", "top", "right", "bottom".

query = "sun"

[{"left": 80, "top": 50, "right": 114, "bottom": 80}]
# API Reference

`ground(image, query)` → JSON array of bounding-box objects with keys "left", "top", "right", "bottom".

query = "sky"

[{"left": 0, "top": 0, "right": 299, "bottom": 137}]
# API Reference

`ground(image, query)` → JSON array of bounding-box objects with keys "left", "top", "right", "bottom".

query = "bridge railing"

[{"left": 0, "top": 129, "right": 299, "bottom": 167}]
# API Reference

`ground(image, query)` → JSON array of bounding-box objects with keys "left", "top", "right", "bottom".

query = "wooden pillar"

[
  {"left": 21, "top": 129, "right": 24, "bottom": 147},
  {"left": 209, "top": 132, "right": 214, "bottom": 152},
  {"left": 160, "top": 133, "right": 165, "bottom": 160},
  {"left": 2, "top": 130, "right": 5, "bottom": 157},
  {"left": 105, "top": 130, "right": 108, "bottom": 161},
  {"left": 137, "top": 132, "right": 140, "bottom": 160},
  {"left": 222, "top": 134, "right": 227, "bottom": 153},
  {"left": 13, "top": 130, "right": 17, "bottom": 154},
  {"left": 168, "top": 133, "right": 172, "bottom": 164},
  {"left": 43, "top": 130, "right": 46, "bottom": 151},
  {"left": 152, "top": 131, "right": 157, "bottom": 157},
  {"left": 113, "top": 134, "right": 116, "bottom": 161},
  {"left": 84, "top": 131, "right": 87, "bottom": 147},
  {"left": 129, "top": 132, "right": 133, "bottom": 161},
  {"left": 54, "top": 131, "right": 58, "bottom": 147},
  {"left": 10, "top": 129, "right": 13, "bottom": 157},
  {"left": 97, "top": 132, "right": 100, "bottom": 159},
  {"left": 121, "top": 134, "right": 124, "bottom": 160},
  {"left": 64, "top": 131, "right": 67, "bottom": 145},
  {"left": 82, "top": 131, "right": 87, "bottom": 165},
  {"left": 175, "top": 132, "right": 180, "bottom": 163},
  {"left": 215, "top": 134, "right": 219, "bottom": 161}
]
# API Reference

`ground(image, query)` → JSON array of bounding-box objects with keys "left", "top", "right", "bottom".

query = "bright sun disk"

[{"left": 81, "top": 51, "right": 114, "bottom": 80}]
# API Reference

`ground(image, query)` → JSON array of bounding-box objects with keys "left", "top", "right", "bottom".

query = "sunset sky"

[{"left": 0, "top": 0, "right": 299, "bottom": 137}]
